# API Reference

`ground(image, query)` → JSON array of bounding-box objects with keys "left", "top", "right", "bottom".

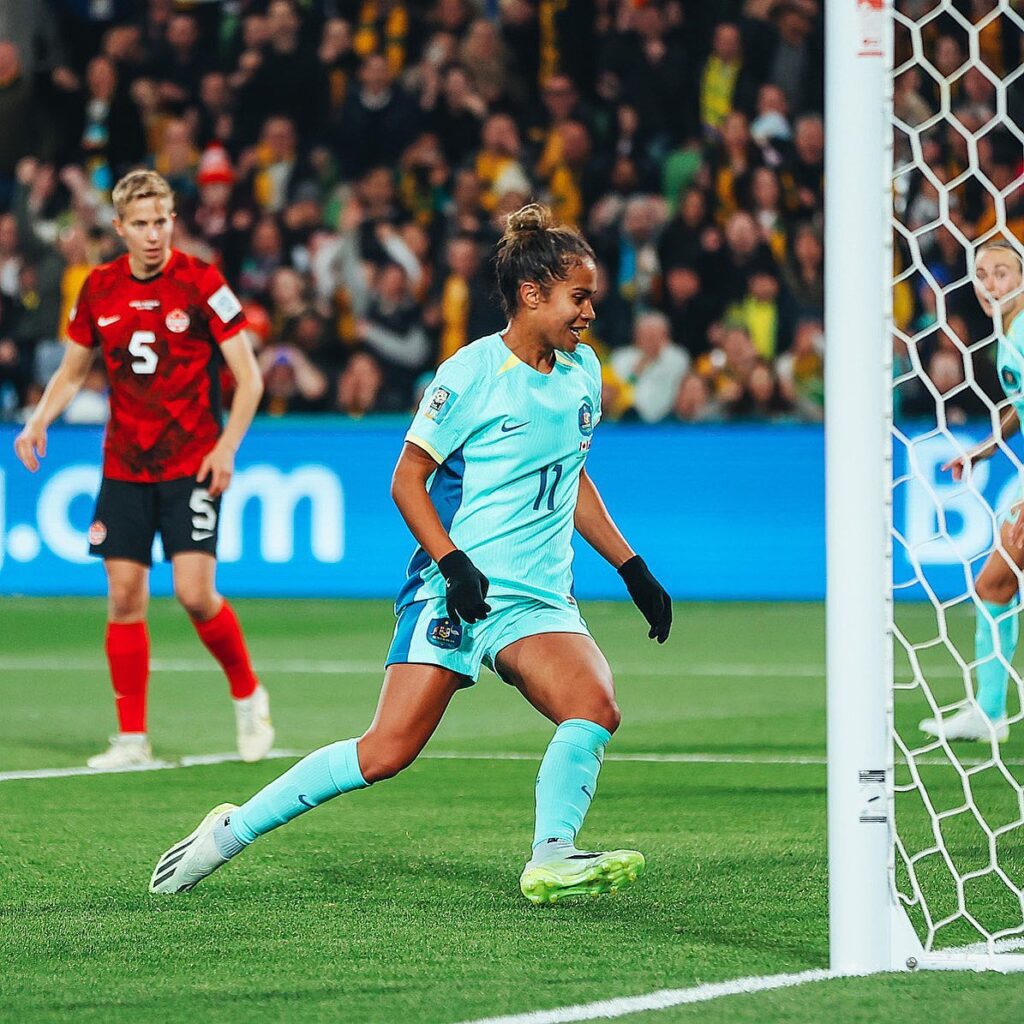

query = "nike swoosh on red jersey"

[{"left": 98, "top": 315, "right": 121, "bottom": 327}]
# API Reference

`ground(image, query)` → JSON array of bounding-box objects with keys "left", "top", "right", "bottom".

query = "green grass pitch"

[{"left": 1, "top": 598, "right": 1022, "bottom": 1022}]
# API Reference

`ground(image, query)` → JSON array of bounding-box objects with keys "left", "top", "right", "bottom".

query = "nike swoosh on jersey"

[
  {"left": 191, "top": 530, "right": 215, "bottom": 541},
  {"left": 500, "top": 420, "right": 529, "bottom": 433},
  {"left": 97, "top": 315, "right": 121, "bottom": 327}
]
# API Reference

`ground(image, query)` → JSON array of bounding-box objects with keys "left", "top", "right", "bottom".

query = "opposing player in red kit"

[{"left": 14, "top": 170, "right": 274, "bottom": 769}]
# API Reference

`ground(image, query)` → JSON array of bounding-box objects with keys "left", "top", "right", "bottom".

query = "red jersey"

[{"left": 67, "top": 250, "right": 248, "bottom": 482}]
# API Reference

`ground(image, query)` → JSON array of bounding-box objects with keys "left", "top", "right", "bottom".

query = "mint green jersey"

[
  {"left": 397, "top": 332, "right": 603, "bottom": 611},
  {"left": 998, "top": 310, "right": 1024, "bottom": 419}
]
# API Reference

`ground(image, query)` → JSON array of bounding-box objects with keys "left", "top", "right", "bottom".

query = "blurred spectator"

[
  {"left": 781, "top": 222, "right": 824, "bottom": 320},
  {"left": 700, "top": 23, "right": 757, "bottom": 136},
  {"left": 434, "top": 234, "right": 505, "bottom": 363},
  {"left": 335, "top": 350, "right": 384, "bottom": 416},
  {"left": 609, "top": 312, "right": 690, "bottom": 423},
  {"left": 781, "top": 113, "right": 824, "bottom": 217},
  {"left": 334, "top": 53, "right": 418, "bottom": 178},
  {"left": 674, "top": 372, "right": 721, "bottom": 423},
  {"left": 71, "top": 55, "right": 147, "bottom": 190},
  {"left": 777, "top": 318, "right": 824, "bottom": 421},
  {"left": 661, "top": 264, "right": 716, "bottom": 361},
  {"left": 725, "top": 268, "right": 787, "bottom": 359},
  {"left": 595, "top": 195, "right": 666, "bottom": 346},
  {"left": 0, "top": 43, "right": 34, "bottom": 211},
  {"left": 259, "top": 343, "right": 328, "bottom": 415},
  {"left": 356, "top": 261, "right": 430, "bottom": 410}
]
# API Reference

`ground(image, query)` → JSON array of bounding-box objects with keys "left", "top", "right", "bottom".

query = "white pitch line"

[
  {"left": 450, "top": 969, "right": 835, "bottom": 1024},
  {"left": 0, "top": 653, "right": 992, "bottom": 682},
  {"left": 0, "top": 655, "right": 825, "bottom": 677},
  {"left": 5, "top": 748, "right": 1024, "bottom": 784}
]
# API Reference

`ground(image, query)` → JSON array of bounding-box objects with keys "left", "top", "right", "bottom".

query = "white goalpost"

[{"left": 827, "top": 0, "right": 1024, "bottom": 974}]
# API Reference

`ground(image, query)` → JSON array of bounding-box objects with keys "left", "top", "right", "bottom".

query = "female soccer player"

[
  {"left": 13, "top": 170, "right": 274, "bottom": 768},
  {"left": 922, "top": 239, "right": 1024, "bottom": 742},
  {"left": 150, "top": 203, "right": 673, "bottom": 903}
]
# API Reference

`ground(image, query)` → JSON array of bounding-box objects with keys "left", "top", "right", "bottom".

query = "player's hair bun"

[{"left": 504, "top": 203, "right": 553, "bottom": 237}]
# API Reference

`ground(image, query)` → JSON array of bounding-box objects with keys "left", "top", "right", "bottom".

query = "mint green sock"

[
  {"left": 532, "top": 718, "right": 612, "bottom": 851},
  {"left": 975, "top": 599, "right": 1018, "bottom": 721},
  {"left": 228, "top": 739, "right": 368, "bottom": 846}
]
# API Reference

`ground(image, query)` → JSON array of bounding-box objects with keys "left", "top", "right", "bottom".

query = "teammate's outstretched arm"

[
  {"left": 574, "top": 468, "right": 672, "bottom": 643},
  {"left": 942, "top": 407, "right": 1019, "bottom": 482},
  {"left": 13, "top": 343, "right": 95, "bottom": 471},
  {"left": 196, "top": 330, "right": 263, "bottom": 497},
  {"left": 391, "top": 441, "right": 491, "bottom": 624}
]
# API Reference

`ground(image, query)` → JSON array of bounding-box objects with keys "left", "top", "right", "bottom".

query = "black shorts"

[{"left": 88, "top": 475, "right": 221, "bottom": 566}]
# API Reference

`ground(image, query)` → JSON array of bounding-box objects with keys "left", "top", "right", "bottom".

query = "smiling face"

[
  {"left": 521, "top": 259, "right": 597, "bottom": 354},
  {"left": 974, "top": 246, "right": 1024, "bottom": 318},
  {"left": 114, "top": 196, "right": 175, "bottom": 276}
]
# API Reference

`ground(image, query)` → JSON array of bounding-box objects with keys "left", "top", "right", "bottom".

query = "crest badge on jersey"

[
  {"left": 165, "top": 308, "right": 190, "bottom": 333},
  {"left": 425, "top": 386, "right": 458, "bottom": 423},
  {"left": 88, "top": 521, "right": 107, "bottom": 546},
  {"left": 427, "top": 617, "right": 463, "bottom": 649},
  {"left": 578, "top": 400, "right": 594, "bottom": 435}
]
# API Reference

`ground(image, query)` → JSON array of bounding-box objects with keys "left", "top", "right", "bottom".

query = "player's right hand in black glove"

[
  {"left": 438, "top": 549, "right": 491, "bottom": 624},
  {"left": 618, "top": 554, "right": 672, "bottom": 643}
]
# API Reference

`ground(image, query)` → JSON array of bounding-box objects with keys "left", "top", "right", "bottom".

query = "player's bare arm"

[
  {"left": 197, "top": 329, "right": 264, "bottom": 497},
  {"left": 390, "top": 441, "right": 457, "bottom": 562},
  {"left": 13, "top": 342, "right": 95, "bottom": 472},
  {"left": 942, "top": 407, "right": 1020, "bottom": 481},
  {"left": 574, "top": 468, "right": 635, "bottom": 568}
]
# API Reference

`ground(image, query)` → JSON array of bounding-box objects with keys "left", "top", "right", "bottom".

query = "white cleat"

[
  {"left": 920, "top": 705, "right": 1009, "bottom": 743},
  {"left": 87, "top": 734, "right": 158, "bottom": 770},
  {"left": 234, "top": 685, "right": 274, "bottom": 762},
  {"left": 150, "top": 803, "right": 238, "bottom": 894}
]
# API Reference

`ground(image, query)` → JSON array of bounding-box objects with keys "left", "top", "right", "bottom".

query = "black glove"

[
  {"left": 438, "top": 549, "right": 491, "bottom": 625},
  {"left": 618, "top": 554, "right": 672, "bottom": 643}
]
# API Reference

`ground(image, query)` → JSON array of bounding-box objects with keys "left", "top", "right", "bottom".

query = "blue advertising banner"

[
  {"left": 0, "top": 420, "right": 828, "bottom": 600},
  {"left": 891, "top": 426, "right": 1024, "bottom": 602}
]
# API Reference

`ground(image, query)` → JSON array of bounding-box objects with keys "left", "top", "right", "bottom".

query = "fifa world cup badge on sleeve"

[
  {"left": 208, "top": 284, "right": 243, "bottom": 323},
  {"left": 428, "top": 617, "right": 463, "bottom": 649},
  {"left": 426, "top": 386, "right": 458, "bottom": 423}
]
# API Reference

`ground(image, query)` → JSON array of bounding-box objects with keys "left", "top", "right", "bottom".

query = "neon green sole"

[{"left": 519, "top": 850, "right": 645, "bottom": 905}]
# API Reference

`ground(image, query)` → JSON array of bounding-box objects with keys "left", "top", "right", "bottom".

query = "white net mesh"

[{"left": 889, "top": 0, "right": 1024, "bottom": 955}]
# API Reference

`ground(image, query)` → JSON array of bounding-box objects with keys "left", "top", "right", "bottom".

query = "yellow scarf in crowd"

[
  {"left": 354, "top": 1, "right": 409, "bottom": 77},
  {"left": 440, "top": 275, "right": 469, "bottom": 364}
]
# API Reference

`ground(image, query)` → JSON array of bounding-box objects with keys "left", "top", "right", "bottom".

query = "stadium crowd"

[
  {"left": 0, "top": 0, "right": 826, "bottom": 425},
  {"left": 890, "top": 0, "right": 1024, "bottom": 427}
]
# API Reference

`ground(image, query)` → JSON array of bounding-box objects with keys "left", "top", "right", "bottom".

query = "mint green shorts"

[{"left": 385, "top": 595, "right": 591, "bottom": 685}]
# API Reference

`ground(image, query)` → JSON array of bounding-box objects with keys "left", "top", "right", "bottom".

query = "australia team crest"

[
  {"left": 578, "top": 400, "right": 594, "bottom": 436},
  {"left": 427, "top": 617, "right": 463, "bottom": 649}
]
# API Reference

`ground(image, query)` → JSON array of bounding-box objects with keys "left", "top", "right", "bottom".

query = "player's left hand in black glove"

[
  {"left": 438, "top": 549, "right": 491, "bottom": 625},
  {"left": 618, "top": 554, "right": 672, "bottom": 643}
]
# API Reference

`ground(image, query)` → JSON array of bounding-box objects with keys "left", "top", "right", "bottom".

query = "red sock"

[
  {"left": 105, "top": 621, "right": 149, "bottom": 733},
  {"left": 193, "top": 600, "right": 258, "bottom": 699}
]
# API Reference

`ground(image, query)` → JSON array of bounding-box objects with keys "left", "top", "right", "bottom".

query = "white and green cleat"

[
  {"left": 149, "top": 803, "right": 238, "bottom": 894},
  {"left": 519, "top": 849, "right": 645, "bottom": 905}
]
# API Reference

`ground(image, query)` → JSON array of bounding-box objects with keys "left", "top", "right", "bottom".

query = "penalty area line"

[{"left": 450, "top": 968, "right": 836, "bottom": 1024}]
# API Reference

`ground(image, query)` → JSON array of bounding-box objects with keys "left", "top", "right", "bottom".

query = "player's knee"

[
  {"left": 174, "top": 582, "right": 218, "bottom": 620},
  {"left": 108, "top": 581, "right": 146, "bottom": 620},
  {"left": 977, "top": 575, "right": 1019, "bottom": 606},
  {"left": 592, "top": 699, "right": 621, "bottom": 735},
  {"left": 357, "top": 733, "right": 419, "bottom": 783}
]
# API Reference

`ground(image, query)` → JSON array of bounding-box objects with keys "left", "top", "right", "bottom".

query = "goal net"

[{"left": 888, "top": 0, "right": 1024, "bottom": 963}]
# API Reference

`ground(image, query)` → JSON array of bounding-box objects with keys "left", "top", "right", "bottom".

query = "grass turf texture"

[{"left": 1, "top": 598, "right": 1022, "bottom": 1023}]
